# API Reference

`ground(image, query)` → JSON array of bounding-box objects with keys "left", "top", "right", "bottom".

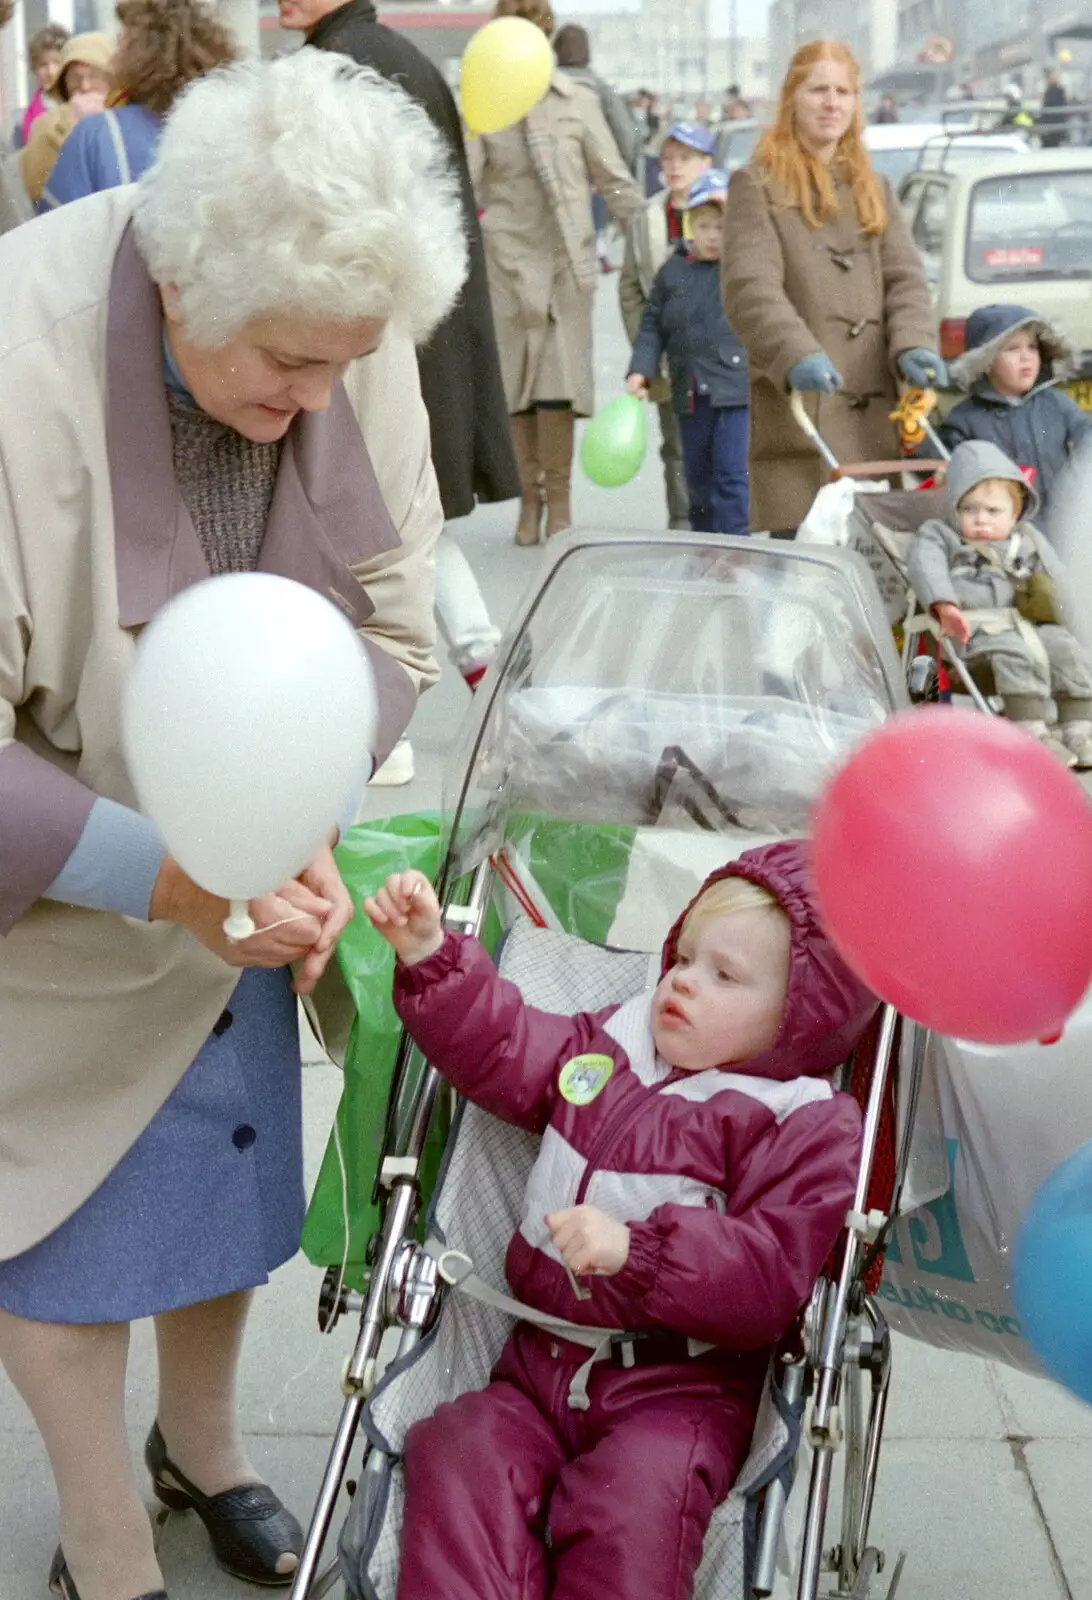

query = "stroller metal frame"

[
  {"left": 290, "top": 531, "right": 928, "bottom": 1600},
  {"left": 790, "top": 388, "right": 998, "bottom": 718}
]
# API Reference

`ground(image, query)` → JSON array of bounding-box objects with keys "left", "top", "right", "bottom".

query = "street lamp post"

[
  {"left": 1022, "top": 0, "right": 1046, "bottom": 75},
  {"left": 729, "top": 0, "right": 739, "bottom": 91}
]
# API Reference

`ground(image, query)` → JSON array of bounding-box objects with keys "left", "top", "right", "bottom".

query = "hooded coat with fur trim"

[
  {"left": 941, "top": 305, "right": 1092, "bottom": 526},
  {"left": 393, "top": 839, "right": 877, "bottom": 1354}
]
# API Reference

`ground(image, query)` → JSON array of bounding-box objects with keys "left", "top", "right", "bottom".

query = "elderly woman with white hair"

[{"left": 0, "top": 49, "right": 464, "bottom": 1600}]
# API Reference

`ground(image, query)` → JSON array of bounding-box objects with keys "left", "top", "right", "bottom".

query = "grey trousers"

[
  {"left": 657, "top": 400, "right": 690, "bottom": 529},
  {"left": 966, "top": 623, "right": 1092, "bottom": 712}
]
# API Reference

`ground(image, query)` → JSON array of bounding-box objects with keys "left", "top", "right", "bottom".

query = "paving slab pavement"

[{"left": 2, "top": 267, "right": 1090, "bottom": 1600}]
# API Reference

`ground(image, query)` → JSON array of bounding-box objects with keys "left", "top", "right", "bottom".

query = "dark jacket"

[
  {"left": 942, "top": 305, "right": 1092, "bottom": 527},
  {"left": 306, "top": 0, "right": 518, "bottom": 520},
  {"left": 1041, "top": 81, "right": 1068, "bottom": 147},
  {"left": 629, "top": 244, "right": 748, "bottom": 415},
  {"left": 394, "top": 841, "right": 875, "bottom": 1352}
]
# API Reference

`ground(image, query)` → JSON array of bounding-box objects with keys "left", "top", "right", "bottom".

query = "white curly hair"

[{"left": 132, "top": 49, "right": 468, "bottom": 347}]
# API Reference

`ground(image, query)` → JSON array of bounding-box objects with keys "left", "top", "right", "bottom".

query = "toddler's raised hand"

[
  {"left": 546, "top": 1205, "right": 630, "bottom": 1277},
  {"left": 363, "top": 870, "right": 445, "bottom": 966}
]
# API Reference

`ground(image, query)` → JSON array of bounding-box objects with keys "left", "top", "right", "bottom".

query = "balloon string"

[{"left": 250, "top": 911, "right": 314, "bottom": 936}]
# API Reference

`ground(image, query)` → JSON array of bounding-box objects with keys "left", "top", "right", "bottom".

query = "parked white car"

[
  {"left": 863, "top": 122, "right": 1030, "bottom": 189},
  {"left": 899, "top": 148, "right": 1092, "bottom": 396}
]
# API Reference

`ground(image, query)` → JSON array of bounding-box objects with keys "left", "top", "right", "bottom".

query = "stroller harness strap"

[
  {"left": 427, "top": 1242, "right": 715, "bottom": 1410},
  {"left": 912, "top": 604, "right": 1050, "bottom": 672}
]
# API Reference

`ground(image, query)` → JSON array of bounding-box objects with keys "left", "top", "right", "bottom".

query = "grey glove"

[
  {"left": 898, "top": 348, "right": 948, "bottom": 388},
  {"left": 787, "top": 352, "right": 844, "bottom": 394}
]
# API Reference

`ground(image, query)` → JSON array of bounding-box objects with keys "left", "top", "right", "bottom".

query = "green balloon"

[{"left": 579, "top": 393, "right": 647, "bottom": 488}]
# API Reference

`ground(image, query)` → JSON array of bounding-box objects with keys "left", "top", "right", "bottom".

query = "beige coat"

[
  {"left": 618, "top": 190, "right": 673, "bottom": 405},
  {"left": 721, "top": 165, "right": 937, "bottom": 531},
  {"left": 19, "top": 31, "right": 115, "bottom": 203},
  {"left": 0, "top": 189, "right": 442, "bottom": 1259},
  {"left": 468, "top": 70, "right": 643, "bottom": 418}
]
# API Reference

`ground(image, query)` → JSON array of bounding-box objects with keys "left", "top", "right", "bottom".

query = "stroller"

[
  {"left": 789, "top": 391, "right": 998, "bottom": 715},
  {"left": 289, "top": 530, "right": 936, "bottom": 1600}
]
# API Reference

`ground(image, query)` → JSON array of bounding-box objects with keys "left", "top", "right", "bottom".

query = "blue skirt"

[{"left": 0, "top": 967, "right": 305, "bottom": 1324}]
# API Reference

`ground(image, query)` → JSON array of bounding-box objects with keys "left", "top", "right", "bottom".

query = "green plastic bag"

[
  {"left": 301, "top": 814, "right": 448, "bottom": 1287},
  {"left": 301, "top": 812, "right": 637, "bottom": 1287}
]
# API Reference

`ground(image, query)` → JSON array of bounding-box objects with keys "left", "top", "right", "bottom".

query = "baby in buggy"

[
  {"left": 907, "top": 438, "right": 1092, "bottom": 769},
  {"left": 363, "top": 840, "right": 878, "bottom": 1600}
]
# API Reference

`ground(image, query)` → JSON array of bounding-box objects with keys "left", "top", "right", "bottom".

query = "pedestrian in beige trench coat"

[
  {"left": 0, "top": 52, "right": 464, "bottom": 1600},
  {"left": 469, "top": 0, "right": 644, "bottom": 546},
  {"left": 720, "top": 39, "right": 942, "bottom": 534}
]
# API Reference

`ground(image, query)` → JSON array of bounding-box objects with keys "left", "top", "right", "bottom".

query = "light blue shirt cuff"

[{"left": 43, "top": 797, "right": 166, "bottom": 920}]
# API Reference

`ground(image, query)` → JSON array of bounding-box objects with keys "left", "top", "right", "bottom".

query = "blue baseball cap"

[
  {"left": 682, "top": 168, "right": 729, "bottom": 210},
  {"left": 663, "top": 120, "right": 716, "bottom": 157}
]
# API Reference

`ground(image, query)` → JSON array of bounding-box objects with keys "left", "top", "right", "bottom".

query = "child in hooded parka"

[
  {"left": 908, "top": 438, "right": 1092, "bottom": 769},
  {"left": 941, "top": 304, "right": 1092, "bottom": 527},
  {"left": 363, "top": 839, "right": 877, "bottom": 1600}
]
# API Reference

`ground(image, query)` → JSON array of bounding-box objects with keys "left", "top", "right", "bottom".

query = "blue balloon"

[{"left": 1013, "top": 1141, "right": 1092, "bottom": 1404}]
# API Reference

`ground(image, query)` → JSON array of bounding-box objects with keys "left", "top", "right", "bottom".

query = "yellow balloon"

[{"left": 460, "top": 17, "right": 553, "bottom": 137}]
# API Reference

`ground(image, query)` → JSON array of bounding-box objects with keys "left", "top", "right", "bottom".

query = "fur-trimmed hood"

[{"left": 949, "top": 304, "right": 1081, "bottom": 392}]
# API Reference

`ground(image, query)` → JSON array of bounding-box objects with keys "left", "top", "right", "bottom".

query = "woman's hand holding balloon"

[
  {"left": 625, "top": 373, "right": 649, "bottom": 399},
  {"left": 290, "top": 844, "right": 355, "bottom": 996},
  {"left": 150, "top": 851, "right": 342, "bottom": 984},
  {"left": 933, "top": 601, "right": 971, "bottom": 644}
]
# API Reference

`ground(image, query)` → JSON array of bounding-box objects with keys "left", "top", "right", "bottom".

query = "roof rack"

[
  {"left": 912, "top": 127, "right": 1019, "bottom": 173},
  {"left": 940, "top": 100, "right": 1092, "bottom": 133}
]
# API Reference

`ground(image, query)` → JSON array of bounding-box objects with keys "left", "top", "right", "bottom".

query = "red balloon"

[{"left": 811, "top": 707, "right": 1092, "bottom": 1044}]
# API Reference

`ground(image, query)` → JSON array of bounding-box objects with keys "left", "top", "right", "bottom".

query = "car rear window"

[
  {"left": 869, "top": 148, "right": 921, "bottom": 187},
  {"left": 967, "top": 171, "right": 1092, "bottom": 282},
  {"left": 714, "top": 124, "right": 759, "bottom": 168}
]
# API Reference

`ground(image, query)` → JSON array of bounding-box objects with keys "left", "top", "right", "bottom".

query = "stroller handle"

[
  {"left": 789, "top": 389, "right": 841, "bottom": 472},
  {"left": 790, "top": 388, "right": 950, "bottom": 481}
]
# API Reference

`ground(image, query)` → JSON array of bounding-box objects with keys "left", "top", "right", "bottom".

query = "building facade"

[
  {"left": 767, "top": 0, "right": 899, "bottom": 92},
  {"left": 577, "top": 0, "right": 768, "bottom": 104},
  {"left": 892, "top": 0, "right": 1092, "bottom": 97}
]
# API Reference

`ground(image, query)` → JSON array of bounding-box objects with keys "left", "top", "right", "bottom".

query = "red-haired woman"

[{"left": 721, "top": 40, "right": 942, "bottom": 533}]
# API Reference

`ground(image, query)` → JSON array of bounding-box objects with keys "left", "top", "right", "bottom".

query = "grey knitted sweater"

[{"left": 167, "top": 392, "right": 283, "bottom": 576}]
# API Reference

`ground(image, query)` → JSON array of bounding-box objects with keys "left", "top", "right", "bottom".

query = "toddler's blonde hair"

[{"left": 680, "top": 876, "right": 786, "bottom": 940}]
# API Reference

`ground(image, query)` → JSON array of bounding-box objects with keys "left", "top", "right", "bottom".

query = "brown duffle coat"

[{"left": 721, "top": 164, "right": 937, "bottom": 532}]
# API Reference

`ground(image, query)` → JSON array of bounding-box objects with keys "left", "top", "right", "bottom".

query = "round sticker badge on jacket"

[{"left": 558, "top": 1053, "right": 614, "bottom": 1106}]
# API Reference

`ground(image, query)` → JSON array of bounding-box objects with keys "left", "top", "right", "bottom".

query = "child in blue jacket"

[
  {"left": 626, "top": 169, "right": 749, "bottom": 534},
  {"left": 942, "top": 304, "right": 1092, "bottom": 528}
]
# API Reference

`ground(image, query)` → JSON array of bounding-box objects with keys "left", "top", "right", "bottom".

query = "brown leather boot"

[
  {"left": 538, "top": 406, "right": 575, "bottom": 537},
  {"left": 510, "top": 412, "right": 543, "bottom": 546}
]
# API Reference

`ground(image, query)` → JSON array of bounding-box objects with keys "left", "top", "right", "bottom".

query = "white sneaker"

[
  {"left": 368, "top": 737, "right": 415, "bottom": 787},
  {"left": 1062, "top": 720, "right": 1092, "bottom": 770},
  {"left": 1016, "top": 720, "right": 1078, "bottom": 769}
]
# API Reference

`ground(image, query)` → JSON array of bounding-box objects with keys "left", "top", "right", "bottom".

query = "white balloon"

[{"left": 122, "top": 573, "right": 377, "bottom": 902}]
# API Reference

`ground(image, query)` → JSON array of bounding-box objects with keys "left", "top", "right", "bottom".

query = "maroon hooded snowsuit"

[{"left": 393, "top": 840, "right": 877, "bottom": 1600}]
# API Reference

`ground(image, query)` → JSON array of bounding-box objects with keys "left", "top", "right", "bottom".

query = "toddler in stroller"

[
  {"left": 907, "top": 438, "right": 1092, "bottom": 768},
  {"left": 363, "top": 839, "right": 878, "bottom": 1600}
]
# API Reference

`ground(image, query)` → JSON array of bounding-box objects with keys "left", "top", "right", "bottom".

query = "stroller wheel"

[{"left": 907, "top": 655, "right": 937, "bottom": 702}]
